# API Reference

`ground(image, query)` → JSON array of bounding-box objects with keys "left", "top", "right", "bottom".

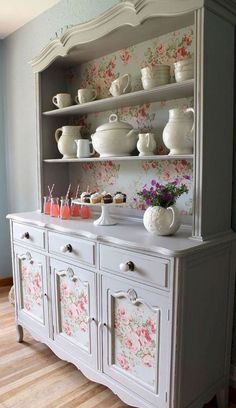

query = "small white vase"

[
  {"left": 162, "top": 108, "right": 194, "bottom": 155},
  {"left": 143, "top": 206, "right": 181, "bottom": 236}
]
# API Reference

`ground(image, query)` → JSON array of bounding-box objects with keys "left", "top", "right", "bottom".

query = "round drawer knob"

[
  {"left": 60, "top": 244, "right": 72, "bottom": 253},
  {"left": 119, "top": 261, "right": 135, "bottom": 272},
  {"left": 20, "top": 232, "right": 30, "bottom": 239}
]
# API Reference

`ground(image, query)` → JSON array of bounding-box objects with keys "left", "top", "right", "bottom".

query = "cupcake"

[
  {"left": 90, "top": 192, "right": 102, "bottom": 204},
  {"left": 113, "top": 193, "right": 124, "bottom": 204},
  {"left": 80, "top": 192, "right": 91, "bottom": 203},
  {"left": 102, "top": 193, "right": 113, "bottom": 204},
  {"left": 114, "top": 191, "right": 127, "bottom": 203}
]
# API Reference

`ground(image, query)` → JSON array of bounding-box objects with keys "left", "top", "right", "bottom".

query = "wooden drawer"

[
  {"left": 99, "top": 244, "right": 169, "bottom": 289},
  {"left": 12, "top": 222, "right": 45, "bottom": 250},
  {"left": 48, "top": 231, "right": 95, "bottom": 266}
]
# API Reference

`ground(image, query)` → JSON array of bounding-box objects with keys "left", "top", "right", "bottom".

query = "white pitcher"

[
  {"left": 163, "top": 108, "right": 194, "bottom": 155},
  {"left": 137, "top": 133, "right": 156, "bottom": 156},
  {"left": 109, "top": 74, "right": 131, "bottom": 96},
  {"left": 55, "top": 126, "right": 83, "bottom": 159}
]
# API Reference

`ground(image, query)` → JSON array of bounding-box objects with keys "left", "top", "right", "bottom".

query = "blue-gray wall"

[
  {"left": 0, "top": 0, "right": 119, "bottom": 279},
  {"left": 0, "top": 40, "right": 11, "bottom": 277}
]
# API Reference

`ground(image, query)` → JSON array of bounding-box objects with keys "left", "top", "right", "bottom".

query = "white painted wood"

[
  {"left": 48, "top": 230, "right": 96, "bottom": 267},
  {"left": 43, "top": 154, "right": 194, "bottom": 163},
  {"left": 50, "top": 258, "right": 98, "bottom": 369},
  {"left": 99, "top": 243, "right": 169, "bottom": 289},
  {"left": 12, "top": 221, "right": 45, "bottom": 249},
  {"left": 101, "top": 274, "right": 171, "bottom": 407},
  {"left": 43, "top": 80, "right": 194, "bottom": 116}
]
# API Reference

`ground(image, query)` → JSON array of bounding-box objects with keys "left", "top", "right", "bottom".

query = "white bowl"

[
  {"left": 175, "top": 70, "right": 194, "bottom": 82},
  {"left": 174, "top": 58, "right": 194, "bottom": 69},
  {"left": 142, "top": 76, "right": 170, "bottom": 89}
]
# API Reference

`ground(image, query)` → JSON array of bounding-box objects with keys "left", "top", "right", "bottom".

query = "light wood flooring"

[{"left": 0, "top": 286, "right": 235, "bottom": 408}]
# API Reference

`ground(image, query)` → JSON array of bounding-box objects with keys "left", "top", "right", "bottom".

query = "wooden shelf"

[
  {"left": 43, "top": 154, "right": 194, "bottom": 163},
  {"left": 43, "top": 80, "right": 194, "bottom": 117}
]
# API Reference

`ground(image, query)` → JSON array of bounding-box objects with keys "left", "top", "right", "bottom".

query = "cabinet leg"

[
  {"left": 216, "top": 388, "right": 228, "bottom": 408},
  {"left": 16, "top": 324, "right": 23, "bottom": 343}
]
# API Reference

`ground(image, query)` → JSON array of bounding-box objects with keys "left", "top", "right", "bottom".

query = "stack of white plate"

[
  {"left": 141, "top": 64, "right": 170, "bottom": 90},
  {"left": 174, "top": 58, "right": 194, "bottom": 82}
]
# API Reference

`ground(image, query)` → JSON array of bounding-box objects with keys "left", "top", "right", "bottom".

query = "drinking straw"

[
  {"left": 66, "top": 184, "right": 71, "bottom": 200},
  {"left": 48, "top": 184, "right": 55, "bottom": 197},
  {"left": 75, "top": 184, "right": 80, "bottom": 199},
  {"left": 87, "top": 185, "right": 90, "bottom": 192}
]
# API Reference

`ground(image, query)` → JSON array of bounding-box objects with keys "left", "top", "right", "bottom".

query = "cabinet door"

[
  {"left": 14, "top": 245, "right": 49, "bottom": 337},
  {"left": 50, "top": 258, "right": 97, "bottom": 369},
  {"left": 102, "top": 275, "right": 170, "bottom": 407}
]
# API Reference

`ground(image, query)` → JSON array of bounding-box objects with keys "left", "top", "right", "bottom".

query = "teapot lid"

[{"left": 96, "top": 114, "right": 133, "bottom": 132}]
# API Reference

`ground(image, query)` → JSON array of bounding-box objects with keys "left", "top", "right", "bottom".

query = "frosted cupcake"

[{"left": 90, "top": 192, "right": 102, "bottom": 204}]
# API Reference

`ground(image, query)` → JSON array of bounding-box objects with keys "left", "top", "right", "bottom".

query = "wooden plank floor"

[{"left": 0, "top": 286, "right": 235, "bottom": 408}]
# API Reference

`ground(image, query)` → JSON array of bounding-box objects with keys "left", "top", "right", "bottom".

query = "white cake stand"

[{"left": 71, "top": 199, "right": 124, "bottom": 226}]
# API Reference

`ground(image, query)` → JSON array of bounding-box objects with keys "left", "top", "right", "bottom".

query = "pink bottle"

[
  {"left": 43, "top": 196, "right": 51, "bottom": 215},
  {"left": 60, "top": 198, "right": 70, "bottom": 219},
  {"left": 50, "top": 197, "right": 60, "bottom": 218},
  {"left": 81, "top": 205, "right": 91, "bottom": 219},
  {"left": 70, "top": 200, "right": 80, "bottom": 217}
]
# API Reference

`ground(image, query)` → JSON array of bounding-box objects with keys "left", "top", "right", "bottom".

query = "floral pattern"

[
  {"left": 59, "top": 273, "right": 89, "bottom": 349},
  {"left": 65, "top": 26, "right": 194, "bottom": 218},
  {"left": 114, "top": 297, "right": 158, "bottom": 387},
  {"left": 72, "top": 159, "right": 193, "bottom": 215},
  {"left": 20, "top": 259, "right": 43, "bottom": 321}
]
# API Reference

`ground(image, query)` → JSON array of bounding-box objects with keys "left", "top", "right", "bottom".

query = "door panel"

[
  {"left": 50, "top": 258, "right": 97, "bottom": 369},
  {"left": 102, "top": 275, "right": 170, "bottom": 407}
]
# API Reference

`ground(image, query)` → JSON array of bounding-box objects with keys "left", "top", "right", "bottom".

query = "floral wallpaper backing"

[
  {"left": 66, "top": 26, "right": 194, "bottom": 217},
  {"left": 59, "top": 275, "right": 89, "bottom": 349},
  {"left": 114, "top": 297, "right": 158, "bottom": 388},
  {"left": 20, "top": 259, "right": 43, "bottom": 321}
]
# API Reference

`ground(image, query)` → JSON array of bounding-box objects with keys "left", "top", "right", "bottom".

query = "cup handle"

[
  {"left": 89, "top": 142, "right": 95, "bottom": 156},
  {"left": 52, "top": 96, "right": 58, "bottom": 107},
  {"left": 75, "top": 96, "right": 79, "bottom": 104},
  {"left": 55, "top": 128, "right": 62, "bottom": 143},
  {"left": 123, "top": 74, "right": 131, "bottom": 93},
  {"left": 91, "top": 90, "right": 97, "bottom": 101},
  {"left": 185, "top": 108, "right": 195, "bottom": 134}
]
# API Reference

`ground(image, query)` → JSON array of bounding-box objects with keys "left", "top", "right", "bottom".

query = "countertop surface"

[{"left": 7, "top": 211, "right": 236, "bottom": 257}]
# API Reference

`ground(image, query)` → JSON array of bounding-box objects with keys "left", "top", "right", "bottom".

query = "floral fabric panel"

[
  {"left": 70, "top": 159, "right": 193, "bottom": 215},
  {"left": 59, "top": 274, "right": 89, "bottom": 350},
  {"left": 20, "top": 258, "right": 43, "bottom": 321},
  {"left": 66, "top": 26, "right": 194, "bottom": 98},
  {"left": 113, "top": 296, "right": 158, "bottom": 388}
]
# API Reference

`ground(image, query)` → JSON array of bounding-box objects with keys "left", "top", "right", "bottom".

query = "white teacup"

[
  {"left": 75, "top": 139, "right": 95, "bottom": 158},
  {"left": 141, "top": 65, "right": 170, "bottom": 79},
  {"left": 75, "top": 89, "right": 97, "bottom": 104},
  {"left": 52, "top": 93, "right": 72, "bottom": 109},
  {"left": 109, "top": 74, "right": 131, "bottom": 97}
]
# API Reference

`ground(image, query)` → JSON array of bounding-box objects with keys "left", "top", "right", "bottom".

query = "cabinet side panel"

[
  {"left": 180, "top": 246, "right": 232, "bottom": 407},
  {"left": 195, "top": 9, "right": 234, "bottom": 238}
]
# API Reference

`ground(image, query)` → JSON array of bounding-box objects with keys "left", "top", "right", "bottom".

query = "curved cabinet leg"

[
  {"left": 216, "top": 387, "right": 228, "bottom": 408},
  {"left": 16, "top": 324, "right": 24, "bottom": 343}
]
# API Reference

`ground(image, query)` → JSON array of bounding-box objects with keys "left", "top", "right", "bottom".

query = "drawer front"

[
  {"left": 13, "top": 222, "right": 45, "bottom": 249},
  {"left": 99, "top": 244, "right": 169, "bottom": 289},
  {"left": 48, "top": 231, "right": 95, "bottom": 266}
]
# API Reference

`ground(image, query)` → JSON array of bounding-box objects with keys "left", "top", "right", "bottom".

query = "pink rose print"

[
  {"left": 137, "top": 327, "right": 152, "bottom": 346},
  {"left": 124, "top": 332, "right": 140, "bottom": 353},
  {"left": 79, "top": 321, "right": 87, "bottom": 332},
  {"left": 117, "top": 354, "right": 129, "bottom": 371},
  {"left": 67, "top": 303, "right": 77, "bottom": 319},
  {"left": 175, "top": 47, "right": 188, "bottom": 60},
  {"left": 63, "top": 324, "right": 72, "bottom": 336},
  {"left": 120, "top": 49, "right": 130, "bottom": 64},
  {"left": 156, "top": 43, "right": 166, "bottom": 56},
  {"left": 182, "top": 35, "right": 192, "bottom": 47},
  {"left": 117, "top": 308, "right": 130, "bottom": 325},
  {"left": 146, "top": 319, "right": 156, "bottom": 334},
  {"left": 24, "top": 302, "right": 31, "bottom": 311},
  {"left": 142, "top": 354, "right": 153, "bottom": 367}
]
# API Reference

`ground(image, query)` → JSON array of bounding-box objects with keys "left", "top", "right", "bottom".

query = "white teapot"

[
  {"left": 137, "top": 133, "right": 156, "bottom": 156},
  {"left": 163, "top": 108, "right": 194, "bottom": 155},
  {"left": 109, "top": 74, "right": 131, "bottom": 96}
]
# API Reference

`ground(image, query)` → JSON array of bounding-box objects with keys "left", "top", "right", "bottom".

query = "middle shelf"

[{"left": 43, "top": 154, "right": 194, "bottom": 163}]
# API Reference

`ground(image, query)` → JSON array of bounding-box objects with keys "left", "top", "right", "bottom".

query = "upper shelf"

[
  {"left": 43, "top": 154, "right": 194, "bottom": 163},
  {"left": 43, "top": 80, "right": 194, "bottom": 117}
]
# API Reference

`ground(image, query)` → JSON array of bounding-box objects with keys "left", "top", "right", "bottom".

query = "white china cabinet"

[{"left": 7, "top": 1, "right": 236, "bottom": 408}]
